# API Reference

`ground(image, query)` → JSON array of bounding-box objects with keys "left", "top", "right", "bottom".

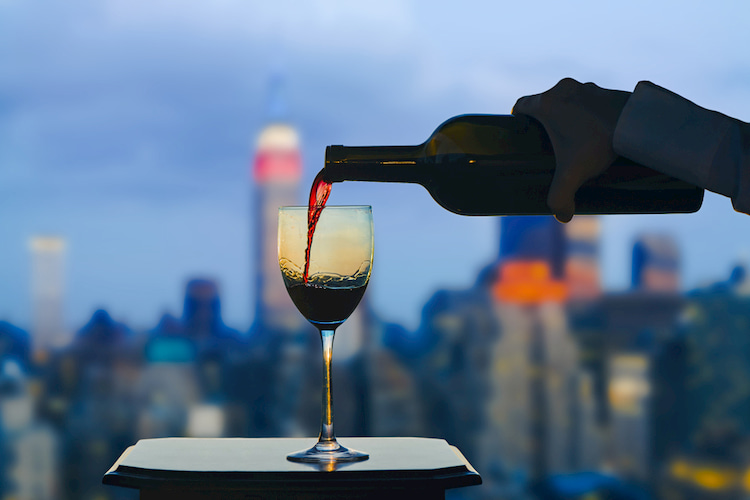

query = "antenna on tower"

[{"left": 266, "top": 70, "right": 288, "bottom": 122}]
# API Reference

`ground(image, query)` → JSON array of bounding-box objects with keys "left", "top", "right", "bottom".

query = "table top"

[{"left": 103, "top": 437, "right": 481, "bottom": 491}]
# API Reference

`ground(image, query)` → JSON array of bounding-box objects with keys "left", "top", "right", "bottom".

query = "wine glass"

[{"left": 278, "top": 205, "right": 373, "bottom": 463}]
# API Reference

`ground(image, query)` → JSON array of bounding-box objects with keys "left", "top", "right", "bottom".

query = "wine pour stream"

[{"left": 304, "top": 170, "right": 333, "bottom": 283}]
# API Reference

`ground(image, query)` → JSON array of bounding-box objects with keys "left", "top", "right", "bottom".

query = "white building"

[{"left": 29, "top": 236, "right": 68, "bottom": 352}]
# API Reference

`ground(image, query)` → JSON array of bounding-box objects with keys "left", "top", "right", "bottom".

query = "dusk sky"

[{"left": 2, "top": 0, "right": 750, "bottom": 332}]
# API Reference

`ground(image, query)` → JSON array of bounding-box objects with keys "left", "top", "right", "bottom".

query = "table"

[{"left": 102, "top": 437, "right": 481, "bottom": 499}]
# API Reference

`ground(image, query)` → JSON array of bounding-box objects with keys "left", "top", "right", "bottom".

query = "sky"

[{"left": 1, "top": 0, "right": 750, "bottom": 333}]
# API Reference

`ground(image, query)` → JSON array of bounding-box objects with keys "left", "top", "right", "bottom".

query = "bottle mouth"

[
  {"left": 325, "top": 145, "right": 346, "bottom": 164},
  {"left": 326, "top": 144, "right": 344, "bottom": 164},
  {"left": 322, "top": 145, "right": 347, "bottom": 182}
]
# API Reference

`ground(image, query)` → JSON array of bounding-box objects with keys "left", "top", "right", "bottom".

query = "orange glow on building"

[
  {"left": 669, "top": 457, "right": 741, "bottom": 491},
  {"left": 742, "top": 467, "right": 750, "bottom": 492},
  {"left": 691, "top": 467, "right": 737, "bottom": 491},
  {"left": 493, "top": 261, "right": 567, "bottom": 305}
]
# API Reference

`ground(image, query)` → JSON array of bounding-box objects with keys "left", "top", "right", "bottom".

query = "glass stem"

[{"left": 318, "top": 328, "right": 337, "bottom": 444}]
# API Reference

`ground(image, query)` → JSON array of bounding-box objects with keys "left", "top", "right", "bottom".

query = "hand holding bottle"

[{"left": 513, "top": 78, "right": 631, "bottom": 222}]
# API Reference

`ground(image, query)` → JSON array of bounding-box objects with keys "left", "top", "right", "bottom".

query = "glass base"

[{"left": 287, "top": 440, "right": 369, "bottom": 464}]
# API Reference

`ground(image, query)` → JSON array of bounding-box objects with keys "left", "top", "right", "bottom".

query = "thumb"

[{"left": 512, "top": 94, "right": 542, "bottom": 118}]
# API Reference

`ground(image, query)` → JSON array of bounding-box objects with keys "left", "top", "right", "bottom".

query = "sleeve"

[{"left": 613, "top": 81, "right": 750, "bottom": 214}]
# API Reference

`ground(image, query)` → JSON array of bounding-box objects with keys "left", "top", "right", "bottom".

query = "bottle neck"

[{"left": 323, "top": 145, "right": 424, "bottom": 183}]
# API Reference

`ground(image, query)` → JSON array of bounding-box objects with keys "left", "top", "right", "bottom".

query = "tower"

[
  {"left": 494, "top": 216, "right": 567, "bottom": 304},
  {"left": 486, "top": 216, "right": 584, "bottom": 480},
  {"left": 564, "top": 216, "right": 601, "bottom": 301},
  {"left": 29, "top": 236, "right": 67, "bottom": 352},
  {"left": 631, "top": 234, "right": 680, "bottom": 292},
  {"left": 252, "top": 122, "right": 304, "bottom": 333}
]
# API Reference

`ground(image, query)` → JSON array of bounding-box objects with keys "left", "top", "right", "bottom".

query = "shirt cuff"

[{"left": 613, "top": 81, "right": 734, "bottom": 199}]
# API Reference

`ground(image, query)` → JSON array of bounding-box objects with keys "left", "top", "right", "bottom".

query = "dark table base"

[
  {"left": 103, "top": 437, "right": 481, "bottom": 500},
  {"left": 139, "top": 486, "right": 445, "bottom": 499}
]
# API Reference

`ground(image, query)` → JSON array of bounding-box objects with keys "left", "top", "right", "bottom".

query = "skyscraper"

[
  {"left": 29, "top": 236, "right": 67, "bottom": 353},
  {"left": 247, "top": 88, "right": 321, "bottom": 438},
  {"left": 565, "top": 216, "right": 601, "bottom": 301},
  {"left": 251, "top": 122, "right": 304, "bottom": 333},
  {"left": 486, "top": 216, "right": 592, "bottom": 481},
  {"left": 182, "top": 278, "right": 240, "bottom": 343},
  {"left": 631, "top": 234, "right": 680, "bottom": 292}
]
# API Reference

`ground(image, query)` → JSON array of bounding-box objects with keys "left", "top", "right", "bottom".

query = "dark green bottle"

[{"left": 321, "top": 114, "right": 704, "bottom": 216}]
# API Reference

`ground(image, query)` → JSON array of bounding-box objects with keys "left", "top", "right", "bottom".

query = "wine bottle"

[{"left": 320, "top": 114, "right": 704, "bottom": 216}]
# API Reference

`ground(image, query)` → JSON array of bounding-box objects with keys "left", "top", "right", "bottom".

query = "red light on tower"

[{"left": 253, "top": 124, "right": 302, "bottom": 184}]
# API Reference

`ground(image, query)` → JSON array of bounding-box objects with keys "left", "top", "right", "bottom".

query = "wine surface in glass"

[{"left": 285, "top": 282, "right": 367, "bottom": 326}]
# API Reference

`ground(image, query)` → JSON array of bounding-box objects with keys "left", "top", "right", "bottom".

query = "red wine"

[
  {"left": 319, "top": 114, "right": 704, "bottom": 215},
  {"left": 286, "top": 282, "right": 367, "bottom": 326},
  {"left": 305, "top": 170, "right": 333, "bottom": 283}
]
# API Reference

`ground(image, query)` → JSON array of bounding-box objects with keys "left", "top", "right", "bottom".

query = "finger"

[
  {"left": 547, "top": 155, "right": 586, "bottom": 223},
  {"left": 547, "top": 173, "right": 576, "bottom": 223}
]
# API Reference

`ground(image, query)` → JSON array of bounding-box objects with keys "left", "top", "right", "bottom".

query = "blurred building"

[
  {"left": 181, "top": 278, "right": 247, "bottom": 438},
  {"left": 486, "top": 216, "right": 585, "bottom": 483},
  {"left": 140, "top": 279, "right": 245, "bottom": 439},
  {"left": 411, "top": 216, "right": 600, "bottom": 498},
  {"left": 534, "top": 471, "right": 650, "bottom": 500},
  {"left": 563, "top": 217, "right": 607, "bottom": 470},
  {"left": 139, "top": 314, "right": 200, "bottom": 440},
  {"left": 42, "top": 309, "right": 138, "bottom": 500},
  {"left": 588, "top": 291, "right": 685, "bottom": 482},
  {"left": 0, "top": 360, "right": 58, "bottom": 500},
  {"left": 417, "top": 270, "right": 498, "bottom": 465},
  {"left": 30, "top": 236, "right": 68, "bottom": 354},
  {"left": 251, "top": 121, "right": 304, "bottom": 334},
  {"left": 498, "top": 216, "right": 567, "bottom": 280},
  {"left": 632, "top": 234, "right": 680, "bottom": 293},
  {"left": 608, "top": 353, "right": 651, "bottom": 479},
  {"left": 560, "top": 231, "right": 686, "bottom": 488},
  {"left": 0, "top": 321, "right": 31, "bottom": 371},
  {"left": 248, "top": 108, "right": 319, "bottom": 437},
  {"left": 367, "top": 327, "right": 424, "bottom": 438},
  {"left": 564, "top": 216, "right": 601, "bottom": 301},
  {"left": 654, "top": 266, "right": 750, "bottom": 498},
  {"left": 182, "top": 279, "right": 243, "bottom": 351}
]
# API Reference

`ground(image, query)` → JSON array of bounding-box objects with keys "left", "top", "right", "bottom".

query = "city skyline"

[{"left": 3, "top": 185, "right": 748, "bottom": 499}]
